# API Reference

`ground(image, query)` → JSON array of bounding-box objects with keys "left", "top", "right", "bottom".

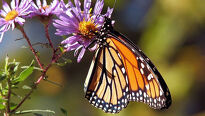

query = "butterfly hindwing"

[{"left": 84, "top": 43, "right": 130, "bottom": 113}]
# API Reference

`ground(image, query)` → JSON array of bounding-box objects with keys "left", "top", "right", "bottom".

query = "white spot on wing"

[
  {"left": 160, "top": 90, "right": 163, "bottom": 96},
  {"left": 139, "top": 57, "right": 144, "bottom": 62},
  {"left": 141, "top": 63, "right": 145, "bottom": 68},
  {"left": 144, "top": 93, "right": 147, "bottom": 97},
  {"left": 140, "top": 97, "right": 143, "bottom": 100},
  {"left": 126, "top": 87, "right": 128, "bottom": 92},
  {"left": 125, "top": 76, "right": 129, "bottom": 83},
  {"left": 122, "top": 67, "right": 126, "bottom": 74},
  {"left": 146, "top": 84, "right": 150, "bottom": 90},
  {"left": 140, "top": 68, "right": 144, "bottom": 74},
  {"left": 136, "top": 92, "right": 139, "bottom": 97},
  {"left": 139, "top": 90, "right": 142, "bottom": 95},
  {"left": 148, "top": 74, "right": 152, "bottom": 80},
  {"left": 154, "top": 99, "right": 157, "bottom": 103},
  {"left": 118, "top": 53, "right": 121, "bottom": 58}
]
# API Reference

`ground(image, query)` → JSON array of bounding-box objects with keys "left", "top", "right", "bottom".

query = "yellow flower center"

[
  {"left": 5, "top": 10, "right": 18, "bottom": 21},
  {"left": 42, "top": 5, "right": 49, "bottom": 10},
  {"left": 78, "top": 19, "right": 98, "bottom": 39}
]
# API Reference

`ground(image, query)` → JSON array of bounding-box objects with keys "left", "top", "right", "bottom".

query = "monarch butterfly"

[{"left": 84, "top": 17, "right": 172, "bottom": 113}]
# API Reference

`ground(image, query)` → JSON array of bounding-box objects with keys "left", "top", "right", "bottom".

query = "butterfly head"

[{"left": 100, "top": 17, "right": 113, "bottom": 33}]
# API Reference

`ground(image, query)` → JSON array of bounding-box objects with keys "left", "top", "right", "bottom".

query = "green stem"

[
  {"left": 0, "top": 83, "right": 3, "bottom": 97},
  {"left": 6, "top": 78, "right": 11, "bottom": 113}
]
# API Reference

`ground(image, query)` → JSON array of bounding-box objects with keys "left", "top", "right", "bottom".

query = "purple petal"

[
  {"left": 77, "top": 48, "right": 86, "bottom": 62},
  {"left": 15, "top": 0, "right": 19, "bottom": 6},
  {"left": 19, "top": 4, "right": 32, "bottom": 15},
  {"left": 2, "top": 0, "right": 11, "bottom": 13},
  {"left": 93, "top": 0, "right": 104, "bottom": 15},
  {"left": 74, "top": 0, "right": 82, "bottom": 20},
  {"left": 15, "top": 17, "right": 25, "bottom": 25},
  {"left": 74, "top": 0, "right": 81, "bottom": 12},
  {"left": 65, "top": 8, "right": 81, "bottom": 23},
  {"left": 89, "top": 44, "right": 98, "bottom": 51},
  {"left": 0, "top": 32, "right": 4, "bottom": 42},
  {"left": 61, "top": 36, "right": 78, "bottom": 44},
  {"left": 74, "top": 45, "right": 83, "bottom": 56},
  {"left": 0, "top": 10, "right": 7, "bottom": 17},
  {"left": 36, "top": 0, "right": 41, "bottom": 8},
  {"left": 0, "top": 24, "right": 10, "bottom": 33},
  {"left": 57, "top": 14, "right": 78, "bottom": 27},
  {"left": 46, "top": 0, "right": 59, "bottom": 15},
  {"left": 66, "top": 43, "right": 80, "bottom": 51},
  {"left": 18, "top": 0, "right": 29, "bottom": 9},
  {"left": 43, "top": 0, "right": 47, "bottom": 7},
  {"left": 84, "top": 0, "right": 91, "bottom": 20},
  {"left": 10, "top": 0, "right": 16, "bottom": 9},
  {"left": 0, "top": 18, "right": 6, "bottom": 26},
  {"left": 105, "top": 7, "right": 113, "bottom": 18},
  {"left": 54, "top": 19, "right": 73, "bottom": 27},
  {"left": 31, "top": 1, "right": 38, "bottom": 9}
]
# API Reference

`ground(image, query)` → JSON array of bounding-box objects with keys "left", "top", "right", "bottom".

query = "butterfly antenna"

[{"left": 111, "top": 0, "right": 117, "bottom": 11}]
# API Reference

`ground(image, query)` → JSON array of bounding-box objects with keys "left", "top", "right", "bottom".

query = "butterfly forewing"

[{"left": 109, "top": 32, "right": 171, "bottom": 109}]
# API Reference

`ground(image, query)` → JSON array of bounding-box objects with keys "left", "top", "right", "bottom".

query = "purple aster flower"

[
  {"left": 0, "top": 0, "right": 32, "bottom": 42},
  {"left": 30, "top": 0, "right": 61, "bottom": 17},
  {"left": 53, "top": 0, "right": 113, "bottom": 62}
]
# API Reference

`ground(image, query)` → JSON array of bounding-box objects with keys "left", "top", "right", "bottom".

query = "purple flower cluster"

[
  {"left": 0, "top": 0, "right": 114, "bottom": 62},
  {"left": 30, "top": 0, "right": 61, "bottom": 17},
  {"left": 0, "top": 0, "right": 32, "bottom": 42},
  {"left": 53, "top": 0, "right": 113, "bottom": 62}
]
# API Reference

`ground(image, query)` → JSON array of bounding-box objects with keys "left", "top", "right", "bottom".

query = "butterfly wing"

[
  {"left": 84, "top": 43, "right": 130, "bottom": 113},
  {"left": 109, "top": 30, "right": 171, "bottom": 109},
  {"left": 84, "top": 31, "right": 171, "bottom": 113}
]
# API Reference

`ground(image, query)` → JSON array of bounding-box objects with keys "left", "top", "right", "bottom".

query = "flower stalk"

[
  {"left": 18, "top": 26, "right": 44, "bottom": 70},
  {"left": 45, "top": 23, "right": 55, "bottom": 53},
  {"left": 6, "top": 78, "right": 11, "bottom": 113}
]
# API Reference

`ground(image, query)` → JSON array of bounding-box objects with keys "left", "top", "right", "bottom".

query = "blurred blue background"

[{"left": 0, "top": 0, "right": 205, "bottom": 116}]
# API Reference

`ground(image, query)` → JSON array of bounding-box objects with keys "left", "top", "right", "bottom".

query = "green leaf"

[
  {"left": 5, "top": 55, "right": 9, "bottom": 72},
  {"left": 7, "top": 61, "right": 20, "bottom": 75},
  {"left": 0, "top": 104, "right": 5, "bottom": 110},
  {"left": 10, "top": 102, "right": 18, "bottom": 110},
  {"left": 15, "top": 109, "right": 55, "bottom": 115},
  {"left": 60, "top": 108, "right": 68, "bottom": 116},
  {"left": 2, "top": 89, "right": 8, "bottom": 95},
  {"left": 0, "top": 96, "right": 6, "bottom": 110},
  {"left": 12, "top": 60, "right": 34, "bottom": 83},
  {"left": 22, "top": 85, "right": 32, "bottom": 90},
  {"left": 0, "top": 96, "right": 6, "bottom": 103},
  {"left": 21, "top": 66, "right": 43, "bottom": 71},
  {"left": 59, "top": 46, "right": 64, "bottom": 52},
  {"left": 0, "top": 72, "right": 6, "bottom": 82}
]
